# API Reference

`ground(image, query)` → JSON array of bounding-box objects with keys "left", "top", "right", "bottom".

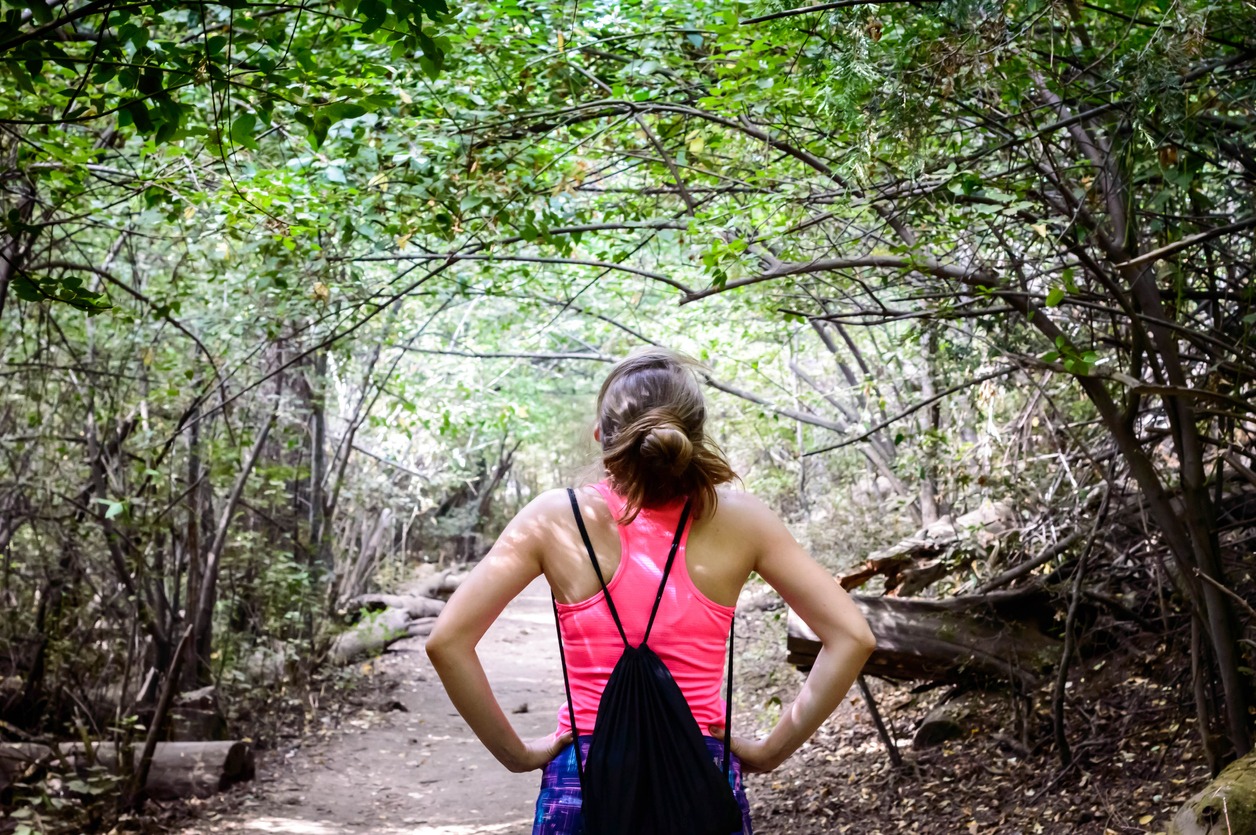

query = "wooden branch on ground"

[
  {"left": 328, "top": 608, "right": 412, "bottom": 665},
  {"left": 787, "top": 587, "right": 1060, "bottom": 689},
  {"left": 344, "top": 593, "right": 446, "bottom": 620},
  {"left": 0, "top": 741, "right": 253, "bottom": 800},
  {"left": 415, "top": 570, "right": 469, "bottom": 601},
  {"left": 840, "top": 500, "right": 1020, "bottom": 596}
]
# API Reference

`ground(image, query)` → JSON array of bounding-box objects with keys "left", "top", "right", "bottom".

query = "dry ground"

[{"left": 151, "top": 583, "right": 1210, "bottom": 835}]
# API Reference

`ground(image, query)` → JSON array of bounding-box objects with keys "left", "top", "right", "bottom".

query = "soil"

[
  {"left": 169, "top": 576, "right": 563, "bottom": 835},
  {"left": 157, "top": 580, "right": 1213, "bottom": 835}
]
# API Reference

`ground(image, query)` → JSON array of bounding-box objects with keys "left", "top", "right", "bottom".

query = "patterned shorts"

[{"left": 532, "top": 736, "right": 754, "bottom": 835}]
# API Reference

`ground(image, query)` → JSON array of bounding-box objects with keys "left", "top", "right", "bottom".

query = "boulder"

[{"left": 1170, "top": 750, "right": 1256, "bottom": 835}]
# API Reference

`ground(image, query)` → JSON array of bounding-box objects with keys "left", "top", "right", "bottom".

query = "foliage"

[{"left": 1, "top": 0, "right": 1254, "bottom": 823}]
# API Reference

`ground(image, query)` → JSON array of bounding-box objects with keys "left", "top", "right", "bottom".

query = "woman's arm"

[
  {"left": 425, "top": 491, "right": 573, "bottom": 773},
  {"left": 714, "top": 496, "right": 875, "bottom": 772}
]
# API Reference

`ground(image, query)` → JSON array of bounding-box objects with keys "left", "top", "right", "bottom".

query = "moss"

[{"left": 1171, "top": 750, "right": 1256, "bottom": 835}]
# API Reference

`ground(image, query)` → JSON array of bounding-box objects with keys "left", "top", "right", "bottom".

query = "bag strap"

[
  {"left": 723, "top": 621, "right": 734, "bottom": 780},
  {"left": 559, "top": 487, "right": 731, "bottom": 782},
  {"left": 567, "top": 487, "right": 630, "bottom": 647},
  {"left": 642, "top": 498, "right": 692, "bottom": 644},
  {"left": 552, "top": 594, "right": 585, "bottom": 789}
]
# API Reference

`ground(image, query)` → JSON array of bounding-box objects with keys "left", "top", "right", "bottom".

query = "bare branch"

[{"left": 682, "top": 256, "right": 994, "bottom": 304}]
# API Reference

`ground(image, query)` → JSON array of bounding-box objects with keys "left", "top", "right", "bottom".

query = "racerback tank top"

[{"left": 553, "top": 480, "right": 735, "bottom": 736}]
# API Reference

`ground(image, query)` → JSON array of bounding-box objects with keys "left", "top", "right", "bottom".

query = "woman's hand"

[
  {"left": 503, "top": 731, "right": 574, "bottom": 773},
  {"left": 708, "top": 725, "right": 783, "bottom": 774}
]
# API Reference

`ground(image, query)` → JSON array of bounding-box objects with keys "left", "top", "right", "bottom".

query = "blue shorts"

[{"left": 533, "top": 735, "right": 754, "bottom": 834}]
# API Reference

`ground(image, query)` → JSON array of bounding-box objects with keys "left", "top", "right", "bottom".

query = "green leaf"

[
  {"left": 418, "top": 55, "right": 441, "bottom": 80},
  {"left": 297, "top": 112, "right": 330, "bottom": 150},
  {"left": 415, "top": 0, "right": 448, "bottom": 21},
  {"left": 105, "top": 501, "right": 125, "bottom": 520},
  {"left": 325, "top": 102, "right": 367, "bottom": 123},
  {"left": 22, "top": 0, "right": 53, "bottom": 24},
  {"left": 11, "top": 274, "right": 44, "bottom": 302},
  {"left": 137, "top": 66, "right": 163, "bottom": 96},
  {"left": 1046, "top": 287, "right": 1065, "bottom": 307},
  {"left": 358, "top": 0, "right": 387, "bottom": 33},
  {"left": 417, "top": 29, "right": 445, "bottom": 77},
  {"left": 125, "top": 99, "right": 154, "bottom": 134},
  {"left": 230, "top": 112, "right": 258, "bottom": 149}
]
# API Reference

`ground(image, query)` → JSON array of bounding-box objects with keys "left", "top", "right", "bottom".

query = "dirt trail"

[{"left": 175, "top": 577, "right": 562, "bottom": 835}]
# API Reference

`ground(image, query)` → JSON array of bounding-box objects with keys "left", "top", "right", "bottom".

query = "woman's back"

[
  {"left": 426, "top": 348, "right": 875, "bottom": 835},
  {"left": 542, "top": 483, "right": 761, "bottom": 610},
  {"left": 551, "top": 481, "right": 745, "bottom": 736}
]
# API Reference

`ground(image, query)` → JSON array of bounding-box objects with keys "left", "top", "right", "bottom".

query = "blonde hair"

[{"left": 596, "top": 348, "right": 736, "bottom": 523}]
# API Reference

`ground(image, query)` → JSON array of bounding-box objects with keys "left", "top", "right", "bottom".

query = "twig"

[
  {"left": 805, "top": 366, "right": 1019, "bottom": 455},
  {"left": 743, "top": 0, "right": 940, "bottom": 25},
  {"left": 1196, "top": 570, "right": 1256, "bottom": 620},
  {"left": 125, "top": 626, "right": 193, "bottom": 811},
  {"left": 1113, "top": 216, "right": 1256, "bottom": 269},
  {"left": 857, "top": 676, "right": 903, "bottom": 770},
  {"left": 1052, "top": 470, "right": 1113, "bottom": 770},
  {"left": 975, "top": 529, "right": 1084, "bottom": 594}
]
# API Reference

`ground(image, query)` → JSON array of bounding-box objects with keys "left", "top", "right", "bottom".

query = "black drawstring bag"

[{"left": 552, "top": 488, "right": 742, "bottom": 835}]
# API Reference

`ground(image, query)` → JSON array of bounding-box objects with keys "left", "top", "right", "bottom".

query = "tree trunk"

[
  {"left": 309, "top": 348, "right": 331, "bottom": 573},
  {"left": 0, "top": 173, "right": 34, "bottom": 320},
  {"left": 190, "top": 415, "right": 275, "bottom": 684}
]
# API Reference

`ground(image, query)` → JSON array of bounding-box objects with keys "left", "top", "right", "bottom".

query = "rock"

[
  {"left": 1170, "top": 750, "right": 1256, "bottom": 835},
  {"left": 914, "top": 691, "right": 983, "bottom": 749}
]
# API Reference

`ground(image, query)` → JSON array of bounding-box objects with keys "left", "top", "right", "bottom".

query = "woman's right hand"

[{"left": 503, "top": 731, "right": 574, "bottom": 773}]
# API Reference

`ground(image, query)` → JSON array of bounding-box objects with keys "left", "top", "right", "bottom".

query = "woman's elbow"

[
  {"left": 424, "top": 623, "right": 457, "bottom": 668},
  {"left": 856, "top": 624, "right": 877, "bottom": 655},
  {"left": 844, "top": 618, "right": 876, "bottom": 657}
]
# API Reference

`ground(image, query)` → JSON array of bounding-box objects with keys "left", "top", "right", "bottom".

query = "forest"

[{"left": 1, "top": 0, "right": 1254, "bottom": 832}]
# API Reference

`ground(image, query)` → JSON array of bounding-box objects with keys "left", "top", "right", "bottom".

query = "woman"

[{"left": 426, "top": 349, "right": 876, "bottom": 834}]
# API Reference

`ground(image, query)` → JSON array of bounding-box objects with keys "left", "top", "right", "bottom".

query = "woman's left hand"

[
  {"left": 708, "top": 725, "right": 783, "bottom": 774},
  {"left": 503, "top": 731, "right": 574, "bottom": 773}
]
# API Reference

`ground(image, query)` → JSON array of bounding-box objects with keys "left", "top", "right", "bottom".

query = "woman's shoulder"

[
  {"left": 514, "top": 486, "right": 580, "bottom": 520},
  {"left": 713, "top": 485, "right": 776, "bottom": 518},
  {"left": 707, "top": 486, "right": 784, "bottom": 539},
  {"left": 509, "top": 484, "right": 613, "bottom": 527}
]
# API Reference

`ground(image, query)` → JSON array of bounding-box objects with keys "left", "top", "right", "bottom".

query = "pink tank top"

[{"left": 554, "top": 481, "right": 735, "bottom": 737}]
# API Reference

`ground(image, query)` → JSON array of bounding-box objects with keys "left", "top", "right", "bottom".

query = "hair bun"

[{"left": 639, "top": 422, "right": 693, "bottom": 476}]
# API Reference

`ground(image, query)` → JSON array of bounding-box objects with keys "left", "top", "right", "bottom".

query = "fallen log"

[
  {"left": 345, "top": 593, "right": 445, "bottom": 620},
  {"left": 1, "top": 741, "right": 253, "bottom": 800},
  {"left": 1171, "top": 748, "right": 1256, "bottom": 835},
  {"left": 415, "top": 569, "right": 469, "bottom": 601},
  {"left": 328, "top": 607, "right": 413, "bottom": 664},
  {"left": 91, "top": 740, "right": 253, "bottom": 801},
  {"left": 407, "top": 616, "right": 438, "bottom": 638},
  {"left": 841, "top": 500, "right": 1021, "bottom": 595},
  {"left": 787, "top": 587, "right": 1059, "bottom": 689}
]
